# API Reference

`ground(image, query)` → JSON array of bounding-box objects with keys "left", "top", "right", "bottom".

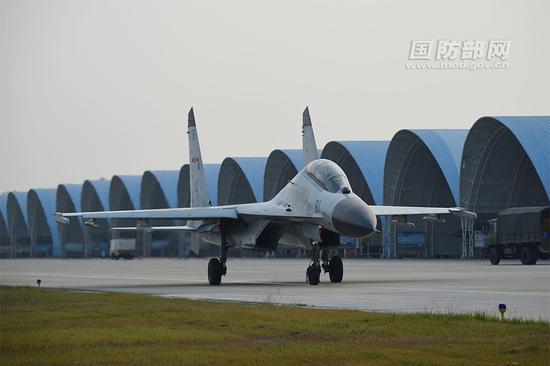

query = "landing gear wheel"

[
  {"left": 489, "top": 247, "right": 500, "bottom": 265},
  {"left": 306, "top": 264, "right": 321, "bottom": 285},
  {"left": 208, "top": 258, "right": 223, "bottom": 285},
  {"left": 329, "top": 256, "right": 343, "bottom": 283},
  {"left": 529, "top": 247, "right": 538, "bottom": 265},
  {"left": 520, "top": 246, "right": 537, "bottom": 265}
]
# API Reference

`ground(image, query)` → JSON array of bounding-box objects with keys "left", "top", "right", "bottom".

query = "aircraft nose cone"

[{"left": 332, "top": 198, "right": 377, "bottom": 237}]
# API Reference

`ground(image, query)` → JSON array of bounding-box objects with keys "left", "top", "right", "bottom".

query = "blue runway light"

[{"left": 498, "top": 303, "right": 507, "bottom": 320}]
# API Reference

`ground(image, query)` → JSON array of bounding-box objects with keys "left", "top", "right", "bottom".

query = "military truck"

[{"left": 484, "top": 206, "right": 550, "bottom": 265}]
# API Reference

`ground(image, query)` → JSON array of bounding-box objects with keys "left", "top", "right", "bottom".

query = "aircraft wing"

[
  {"left": 55, "top": 206, "right": 239, "bottom": 224},
  {"left": 369, "top": 206, "right": 476, "bottom": 218},
  {"left": 54, "top": 202, "right": 322, "bottom": 225},
  {"left": 111, "top": 221, "right": 219, "bottom": 233}
]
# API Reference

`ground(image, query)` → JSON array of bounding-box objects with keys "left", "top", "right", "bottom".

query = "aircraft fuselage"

[{"left": 201, "top": 159, "right": 377, "bottom": 250}]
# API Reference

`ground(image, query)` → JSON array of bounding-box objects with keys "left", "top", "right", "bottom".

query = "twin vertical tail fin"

[
  {"left": 187, "top": 108, "right": 210, "bottom": 255},
  {"left": 302, "top": 106, "right": 319, "bottom": 165}
]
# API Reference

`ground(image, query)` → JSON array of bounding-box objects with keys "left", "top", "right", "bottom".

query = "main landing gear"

[
  {"left": 306, "top": 242, "right": 344, "bottom": 285},
  {"left": 208, "top": 228, "right": 228, "bottom": 285}
]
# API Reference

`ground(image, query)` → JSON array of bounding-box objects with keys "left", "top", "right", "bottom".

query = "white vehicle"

[
  {"left": 55, "top": 107, "right": 475, "bottom": 285},
  {"left": 109, "top": 238, "right": 136, "bottom": 260}
]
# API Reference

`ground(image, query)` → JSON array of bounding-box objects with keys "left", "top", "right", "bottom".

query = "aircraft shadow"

[{"left": 77, "top": 277, "right": 448, "bottom": 290}]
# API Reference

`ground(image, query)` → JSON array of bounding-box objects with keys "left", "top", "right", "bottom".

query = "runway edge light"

[{"left": 498, "top": 303, "right": 507, "bottom": 320}]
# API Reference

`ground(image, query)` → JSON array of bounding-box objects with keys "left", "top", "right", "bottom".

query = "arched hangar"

[
  {"left": 217, "top": 157, "right": 267, "bottom": 257},
  {"left": 460, "top": 116, "right": 550, "bottom": 224},
  {"left": 264, "top": 149, "right": 303, "bottom": 202},
  {"left": 322, "top": 140, "right": 390, "bottom": 255},
  {"left": 7, "top": 192, "right": 29, "bottom": 257},
  {"left": 0, "top": 193, "right": 10, "bottom": 257},
  {"left": 27, "top": 188, "right": 60, "bottom": 257},
  {"left": 81, "top": 179, "right": 111, "bottom": 257},
  {"left": 177, "top": 163, "right": 221, "bottom": 208},
  {"left": 109, "top": 175, "right": 142, "bottom": 255},
  {"left": 139, "top": 170, "right": 179, "bottom": 257},
  {"left": 56, "top": 184, "right": 84, "bottom": 257},
  {"left": 218, "top": 157, "right": 267, "bottom": 205},
  {"left": 384, "top": 129, "right": 468, "bottom": 257}
]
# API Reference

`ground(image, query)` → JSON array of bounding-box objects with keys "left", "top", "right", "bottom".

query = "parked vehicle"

[
  {"left": 109, "top": 238, "right": 136, "bottom": 260},
  {"left": 483, "top": 206, "right": 550, "bottom": 265}
]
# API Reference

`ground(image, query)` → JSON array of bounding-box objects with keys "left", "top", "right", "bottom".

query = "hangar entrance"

[
  {"left": 57, "top": 185, "right": 84, "bottom": 257},
  {"left": 139, "top": 172, "right": 178, "bottom": 257},
  {"left": 218, "top": 158, "right": 265, "bottom": 258},
  {"left": 8, "top": 194, "right": 31, "bottom": 257},
  {"left": 0, "top": 214, "right": 9, "bottom": 258},
  {"left": 109, "top": 177, "right": 138, "bottom": 258},
  {"left": 81, "top": 181, "right": 110, "bottom": 257},
  {"left": 385, "top": 131, "right": 462, "bottom": 258},
  {"left": 461, "top": 118, "right": 549, "bottom": 224},
  {"left": 27, "top": 191, "right": 54, "bottom": 257},
  {"left": 218, "top": 158, "right": 258, "bottom": 205},
  {"left": 461, "top": 118, "right": 550, "bottom": 257}
]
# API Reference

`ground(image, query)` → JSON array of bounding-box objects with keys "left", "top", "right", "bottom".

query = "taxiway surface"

[{"left": 1, "top": 258, "right": 549, "bottom": 320}]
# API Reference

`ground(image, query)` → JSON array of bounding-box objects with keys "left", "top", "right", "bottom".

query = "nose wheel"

[
  {"left": 306, "top": 263, "right": 321, "bottom": 285},
  {"left": 306, "top": 242, "right": 321, "bottom": 285},
  {"left": 306, "top": 243, "right": 344, "bottom": 285}
]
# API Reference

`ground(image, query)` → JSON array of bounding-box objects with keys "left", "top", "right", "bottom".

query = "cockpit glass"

[{"left": 305, "top": 160, "right": 351, "bottom": 193}]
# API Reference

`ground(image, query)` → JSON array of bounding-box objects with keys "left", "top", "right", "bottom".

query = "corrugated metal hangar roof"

[
  {"left": 218, "top": 157, "right": 267, "bottom": 205},
  {"left": 460, "top": 116, "right": 550, "bottom": 221},
  {"left": 322, "top": 141, "right": 389, "bottom": 205},
  {"left": 264, "top": 149, "right": 303, "bottom": 202}
]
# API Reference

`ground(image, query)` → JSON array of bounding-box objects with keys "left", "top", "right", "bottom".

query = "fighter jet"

[{"left": 55, "top": 107, "right": 475, "bottom": 285}]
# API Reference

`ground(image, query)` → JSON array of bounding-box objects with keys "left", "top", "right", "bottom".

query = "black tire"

[
  {"left": 306, "top": 265, "right": 321, "bottom": 285},
  {"left": 208, "top": 258, "right": 223, "bottom": 285},
  {"left": 520, "top": 246, "right": 537, "bottom": 265},
  {"left": 329, "top": 256, "right": 343, "bottom": 282},
  {"left": 489, "top": 247, "right": 500, "bottom": 265},
  {"left": 529, "top": 247, "right": 538, "bottom": 265}
]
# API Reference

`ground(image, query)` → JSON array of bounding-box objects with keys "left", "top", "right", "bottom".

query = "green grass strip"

[{"left": 1, "top": 286, "right": 549, "bottom": 366}]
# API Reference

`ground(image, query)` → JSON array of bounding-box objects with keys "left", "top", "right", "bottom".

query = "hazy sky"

[{"left": 1, "top": 0, "right": 549, "bottom": 193}]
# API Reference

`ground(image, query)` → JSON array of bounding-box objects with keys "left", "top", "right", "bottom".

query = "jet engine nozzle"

[{"left": 331, "top": 198, "right": 377, "bottom": 238}]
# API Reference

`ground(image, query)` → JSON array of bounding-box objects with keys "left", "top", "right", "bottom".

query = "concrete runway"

[{"left": 1, "top": 258, "right": 549, "bottom": 320}]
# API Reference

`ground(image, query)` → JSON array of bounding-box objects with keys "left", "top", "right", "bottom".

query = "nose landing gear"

[
  {"left": 306, "top": 242, "right": 344, "bottom": 285},
  {"left": 306, "top": 242, "right": 322, "bottom": 285}
]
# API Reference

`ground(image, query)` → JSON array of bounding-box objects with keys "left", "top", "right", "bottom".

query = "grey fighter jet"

[{"left": 55, "top": 108, "right": 475, "bottom": 285}]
